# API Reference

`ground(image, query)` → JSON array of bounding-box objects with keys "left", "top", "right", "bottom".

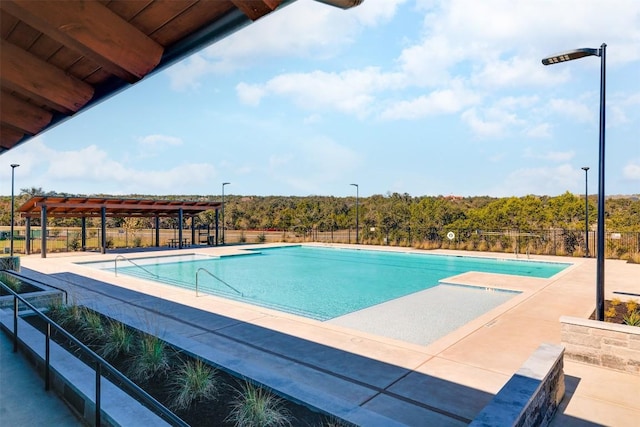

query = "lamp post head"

[
  {"left": 581, "top": 166, "right": 590, "bottom": 172},
  {"left": 350, "top": 183, "right": 358, "bottom": 188},
  {"left": 222, "top": 182, "right": 230, "bottom": 186},
  {"left": 11, "top": 164, "right": 20, "bottom": 168},
  {"left": 542, "top": 47, "right": 600, "bottom": 65}
]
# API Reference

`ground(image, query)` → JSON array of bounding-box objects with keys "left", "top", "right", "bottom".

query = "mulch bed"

[
  {"left": 589, "top": 299, "right": 639, "bottom": 325},
  {"left": 24, "top": 312, "right": 342, "bottom": 427}
]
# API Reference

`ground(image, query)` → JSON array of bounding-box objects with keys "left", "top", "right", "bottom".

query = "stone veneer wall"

[
  {"left": 470, "top": 343, "right": 565, "bottom": 427},
  {"left": 560, "top": 315, "right": 640, "bottom": 375}
]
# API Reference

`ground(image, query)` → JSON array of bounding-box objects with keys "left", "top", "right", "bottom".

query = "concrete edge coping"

[
  {"left": 560, "top": 315, "right": 640, "bottom": 335},
  {"left": 469, "top": 342, "right": 565, "bottom": 426},
  {"left": 0, "top": 310, "right": 170, "bottom": 427}
]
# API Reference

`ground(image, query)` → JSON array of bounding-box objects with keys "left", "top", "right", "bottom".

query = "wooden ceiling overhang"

[
  {"left": 0, "top": 0, "right": 363, "bottom": 154},
  {"left": 18, "top": 196, "right": 222, "bottom": 219}
]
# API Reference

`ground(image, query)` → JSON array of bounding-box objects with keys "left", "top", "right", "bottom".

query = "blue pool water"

[{"left": 83, "top": 246, "right": 568, "bottom": 321}]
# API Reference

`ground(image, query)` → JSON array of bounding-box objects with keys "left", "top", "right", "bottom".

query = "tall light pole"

[
  {"left": 582, "top": 166, "right": 590, "bottom": 257},
  {"left": 10, "top": 164, "right": 20, "bottom": 257},
  {"left": 221, "top": 182, "right": 230, "bottom": 244},
  {"left": 543, "top": 44, "right": 606, "bottom": 321},
  {"left": 350, "top": 183, "right": 359, "bottom": 244}
]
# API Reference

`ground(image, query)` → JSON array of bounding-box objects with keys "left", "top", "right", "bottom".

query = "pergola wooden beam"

[{"left": 0, "top": 0, "right": 164, "bottom": 83}]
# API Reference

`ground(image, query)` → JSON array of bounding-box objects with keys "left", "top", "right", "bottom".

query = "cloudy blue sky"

[{"left": 1, "top": 0, "right": 639, "bottom": 198}]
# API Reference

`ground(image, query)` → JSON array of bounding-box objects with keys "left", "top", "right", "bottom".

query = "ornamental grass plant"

[
  {"left": 226, "top": 381, "right": 292, "bottom": 427},
  {"left": 168, "top": 359, "right": 220, "bottom": 411}
]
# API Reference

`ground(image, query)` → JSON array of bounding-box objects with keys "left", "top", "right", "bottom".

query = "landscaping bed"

[
  {"left": 25, "top": 304, "right": 348, "bottom": 427},
  {"left": 589, "top": 297, "right": 640, "bottom": 326}
]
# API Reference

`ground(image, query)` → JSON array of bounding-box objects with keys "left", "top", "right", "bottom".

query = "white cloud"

[
  {"left": 490, "top": 163, "right": 579, "bottom": 196},
  {"left": 461, "top": 106, "right": 523, "bottom": 138},
  {"left": 236, "top": 82, "right": 266, "bottom": 106},
  {"left": 380, "top": 82, "right": 480, "bottom": 119},
  {"left": 267, "top": 136, "right": 361, "bottom": 193},
  {"left": 524, "top": 148, "right": 575, "bottom": 162},
  {"left": 623, "top": 160, "right": 640, "bottom": 180},
  {"left": 548, "top": 98, "right": 594, "bottom": 123},
  {"left": 138, "top": 135, "right": 183, "bottom": 147},
  {"left": 524, "top": 123, "right": 551, "bottom": 138},
  {"left": 240, "top": 67, "right": 403, "bottom": 117}
]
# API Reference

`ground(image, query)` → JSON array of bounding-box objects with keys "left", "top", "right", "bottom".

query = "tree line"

[{"left": 2, "top": 188, "right": 638, "bottom": 238}]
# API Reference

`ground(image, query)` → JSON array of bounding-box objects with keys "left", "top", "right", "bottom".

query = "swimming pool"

[{"left": 80, "top": 246, "right": 568, "bottom": 321}]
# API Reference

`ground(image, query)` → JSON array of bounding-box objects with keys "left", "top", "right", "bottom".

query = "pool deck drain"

[{"left": 4, "top": 243, "right": 640, "bottom": 426}]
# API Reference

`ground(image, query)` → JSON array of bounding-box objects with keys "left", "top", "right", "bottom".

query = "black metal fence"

[{"left": 2, "top": 226, "right": 638, "bottom": 259}]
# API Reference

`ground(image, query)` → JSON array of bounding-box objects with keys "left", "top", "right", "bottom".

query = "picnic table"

[{"left": 168, "top": 238, "right": 189, "bottom": 248}]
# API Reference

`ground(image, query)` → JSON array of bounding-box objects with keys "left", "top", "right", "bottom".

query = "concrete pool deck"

[{"left": 2, "top": 243, "right": 639, "bottom": 425}]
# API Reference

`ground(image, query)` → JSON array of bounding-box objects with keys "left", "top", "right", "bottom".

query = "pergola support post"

[
  {"left": 155, "top": 216, "right": 160, "bottom": 247},
  {"left": 81, "top": 217, "right": 87, "bottom": 251},
  {"left": 101, "top": 207, "right": 106, "bottom": 254},
  {"left": 191, "top": 217, "right": 196, "bottom": 247},
  {"left": 25, "top": 217, "right": 31, "bottom": 255},
  {"left": 178, "top": 209, "right": 183, "bottom": 249},
  {"left": 40, "top": 206, "right": 47, "bottom": 258}
]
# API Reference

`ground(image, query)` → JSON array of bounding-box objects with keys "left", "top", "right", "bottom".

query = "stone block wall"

[
  {"left": 560, "top": 315, "right": 640, "bottom": 375},
  {"left": 470, "top": 343, "right": 565, "bottom": 427}
]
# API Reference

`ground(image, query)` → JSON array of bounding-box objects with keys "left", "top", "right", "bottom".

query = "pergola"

[{"left": 18, "top": 196, "right": 221, "bottom": 257}]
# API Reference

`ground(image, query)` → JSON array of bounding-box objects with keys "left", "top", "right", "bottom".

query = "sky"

[{"left": 1, "top": 0, "right": 639, "bottom": 199}]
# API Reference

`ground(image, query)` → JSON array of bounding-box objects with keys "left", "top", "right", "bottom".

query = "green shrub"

[
  {"left": 100, "top": 319, "right": 136, "bottom": 360},
  {"left": 80, "top": 307, "right": 105, "bottom": 343},
  {"left": 226, "top": 381, "right": 292, "bottom": 427},
  {"left": 169, "top": 359, "right": 220, "bottom": 410},
  {"left": 623, "top": 311, "right": 640, "bottom": 327},
  {"left": 256, "top": 233, "right": 266, "bottom": 243},
  {"left": 129, "top": 333, "right": 171, "bottom": 382}
]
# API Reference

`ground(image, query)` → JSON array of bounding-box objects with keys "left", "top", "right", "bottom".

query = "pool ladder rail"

[
  {"left": 114, "top": 255, "right": 160, "bottom": 279},
  {"left": 196, "top": 268, "right": 243, "bottom": 297},
  {"left": 113, "top": 256, "right": 243, "bottom": 298}
]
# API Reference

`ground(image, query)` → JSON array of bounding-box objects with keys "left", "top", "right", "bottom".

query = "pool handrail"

[
  {"left": 114, "top": 255, "right": 159, "bottom": 279},
  {"left": 196, "top": 267, "right": 243, "bottom": 297}
]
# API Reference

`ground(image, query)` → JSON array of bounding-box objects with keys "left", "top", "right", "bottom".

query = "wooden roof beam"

[
  {"left": 0, "top": 0, "right": 164, "bottom": 83},
  {"left": 231, "top": 0, "right": 282, "bottom": 21},
  {"left": 0, "top": 124, "right": 24, "bottom": 149},
  {"left": 1, "top": 91, "right": 53, "bottom": 135},
  {"left": 0, "top": 39, "right": 94, "bottom": 113}
]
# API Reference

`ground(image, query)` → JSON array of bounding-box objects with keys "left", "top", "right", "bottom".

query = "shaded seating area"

[{"left": 17, "top": 196, "right": 221, "bottom": 257}]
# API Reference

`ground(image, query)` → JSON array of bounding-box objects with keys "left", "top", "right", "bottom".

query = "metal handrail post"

[
  {"left": 96, "top": 363, "right": 102, "bottom": 427},
  {"left": 46, "top": 323, "right": 51, "bottom": 390},
  {"left": 13, "top": 295, "right": 18, "bottom": 352}
]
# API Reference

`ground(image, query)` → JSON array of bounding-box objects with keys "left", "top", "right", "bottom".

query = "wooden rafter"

[{"left": 0, "top": 0, "right": 164, "bottom": 83}]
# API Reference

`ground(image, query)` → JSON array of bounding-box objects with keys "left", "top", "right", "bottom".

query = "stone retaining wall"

[
  {"left": 470, "top": 343, "right": 565, "bottom": 427},
  {"left": 560, "top": 315, "right": 640, "bottom": 375}
]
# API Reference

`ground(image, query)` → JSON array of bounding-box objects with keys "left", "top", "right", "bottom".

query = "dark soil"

[
  {"left": 25, "top": 313, "right": 342, "bottom": 427},
  {"left": 589, "top": 299, "right": 639, "bottom": 324}
]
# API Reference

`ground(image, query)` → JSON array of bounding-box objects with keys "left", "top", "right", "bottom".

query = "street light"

[
  {"left": 350, "top": 183, "right": 359, "bottom": 244},
  {"left": 582, "top": 166, "right": 590, "bottom": 257},
  {"left": 10, "top": 164, "right": 19, "bottom": 257},
  {"left": 221, "top": 182, "right": 230, "bottom": 244},
  {"left": 543, "top": 43, "right": 606, "bottom": 321}
]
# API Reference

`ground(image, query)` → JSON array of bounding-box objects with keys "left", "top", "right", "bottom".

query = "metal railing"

[
  {"left": 114, "top": 255, "right": 159, "bottom": 279},
  {"left": 196, "top": 267, "right": 243, "bottom": 297},
  {"left": 0, "top": 281, "right": 188, "bottom": 427}
]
